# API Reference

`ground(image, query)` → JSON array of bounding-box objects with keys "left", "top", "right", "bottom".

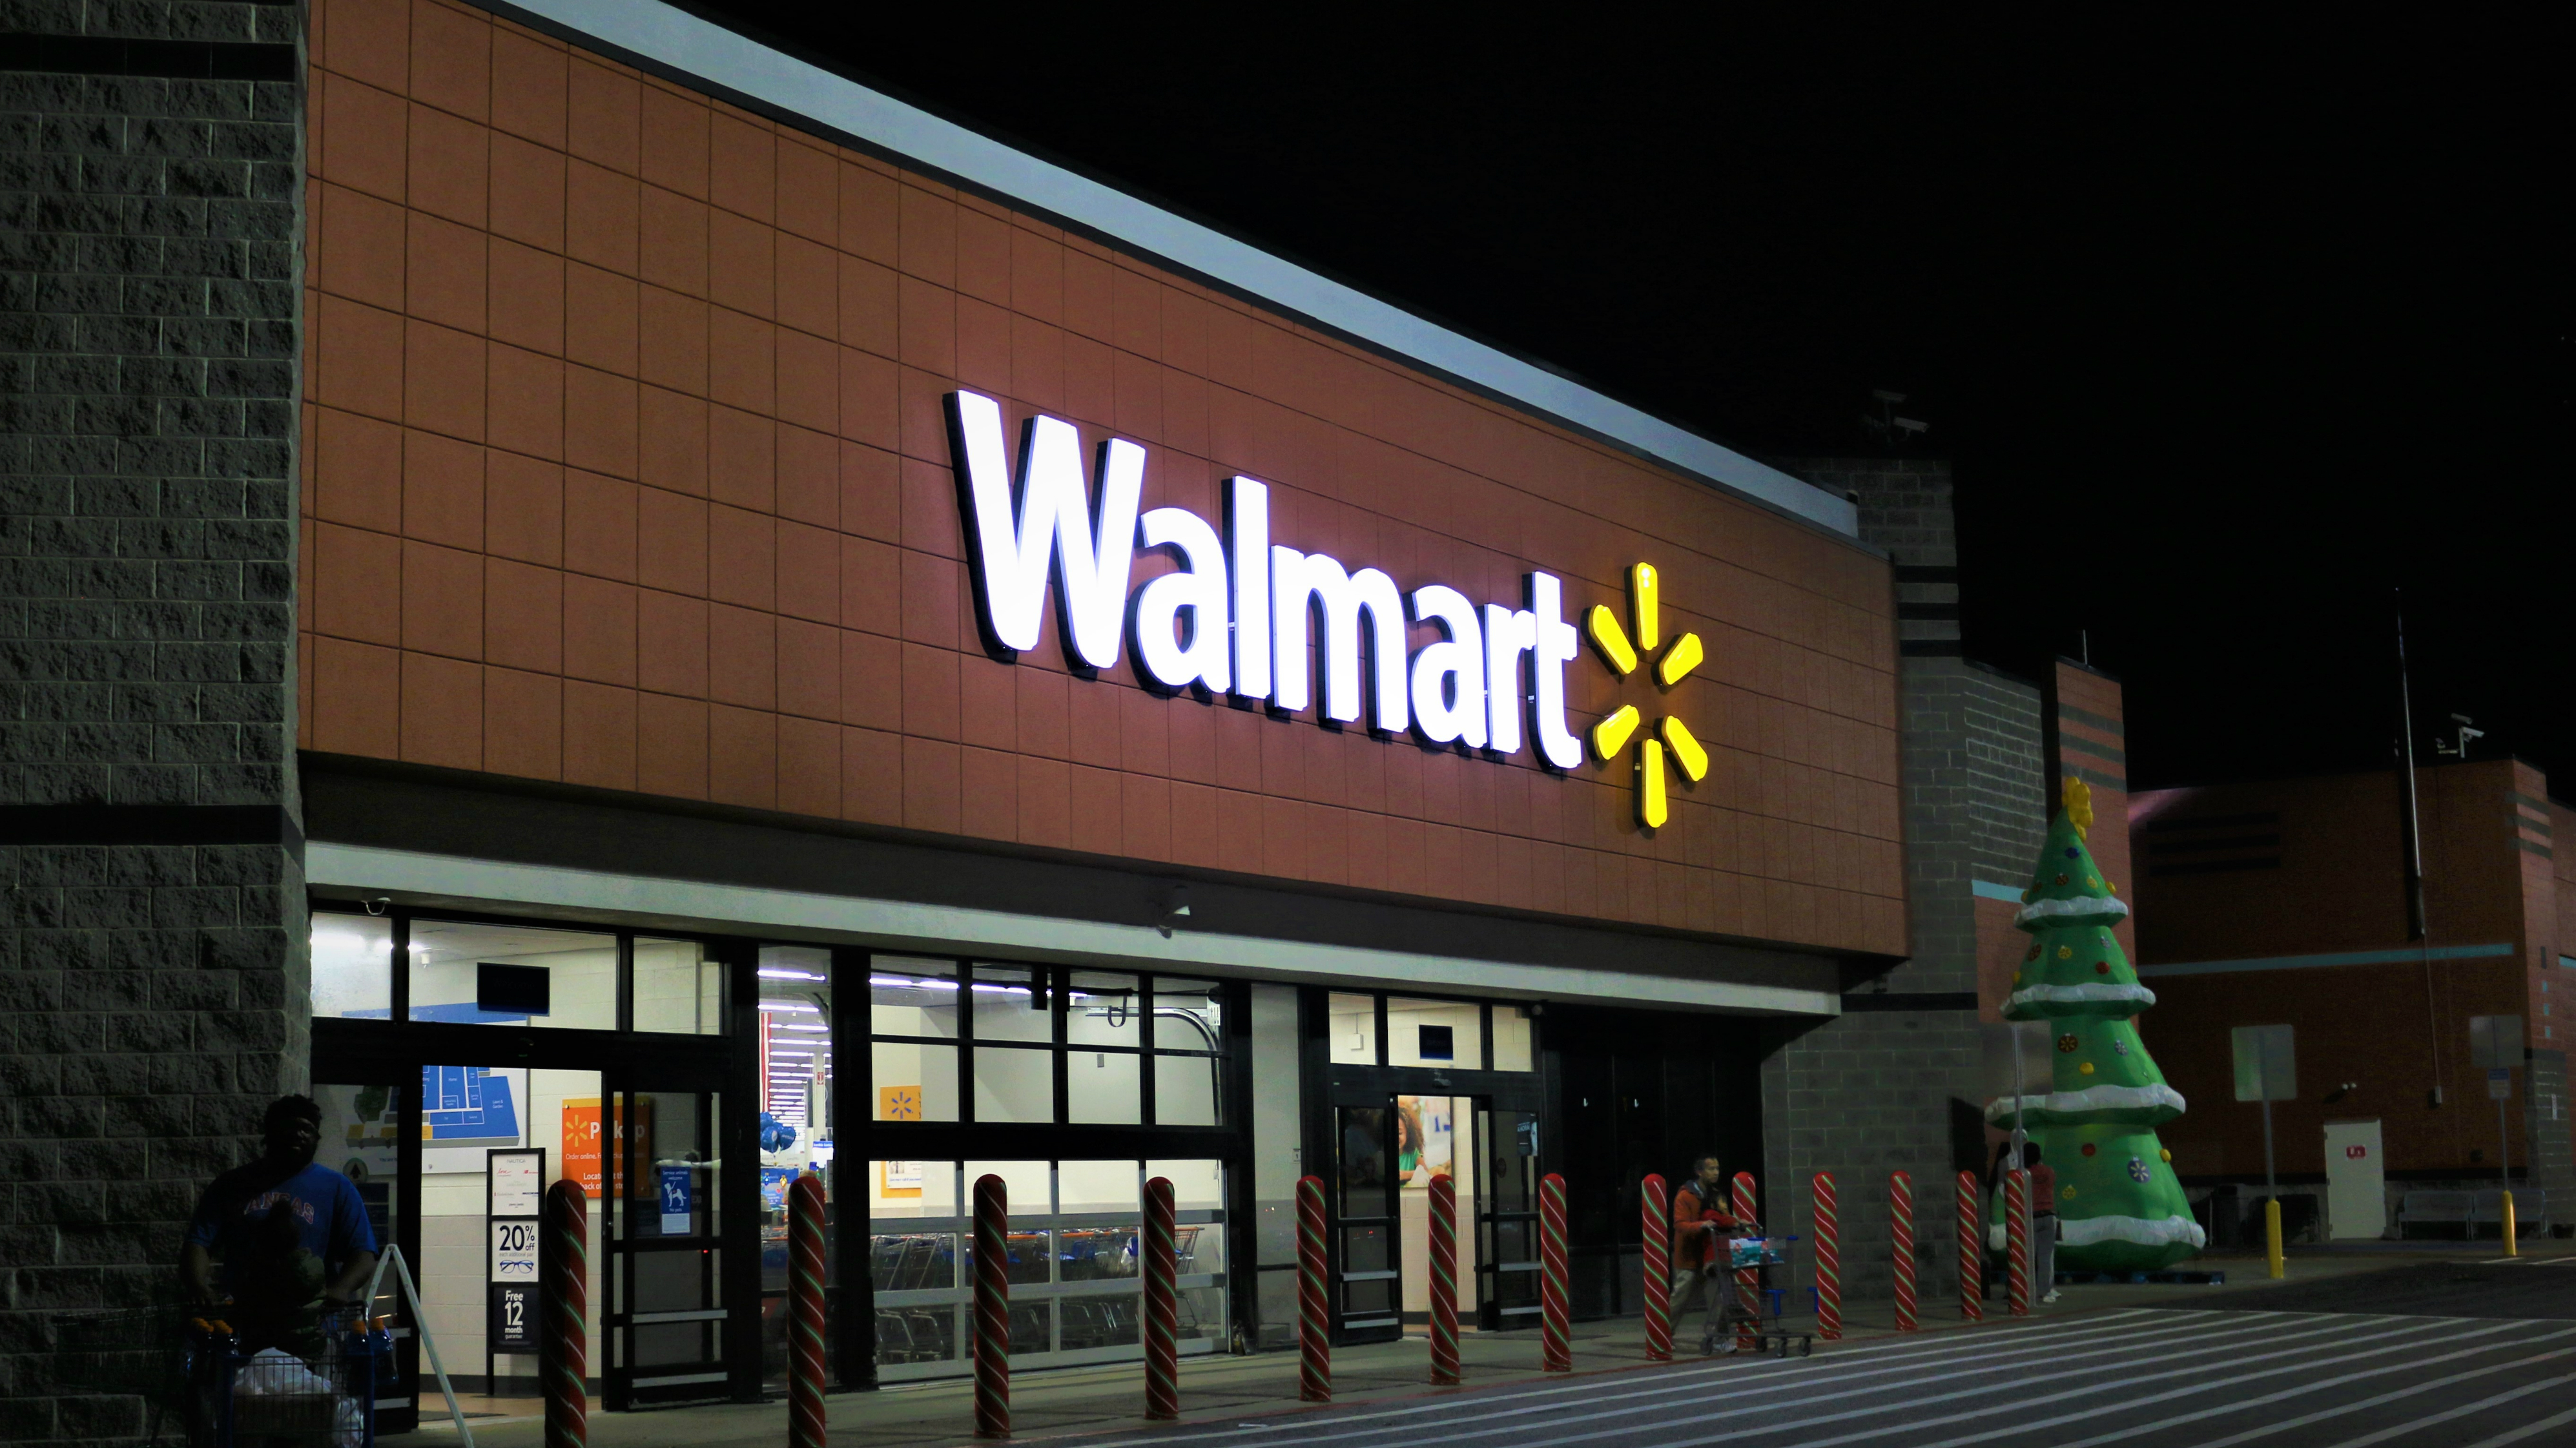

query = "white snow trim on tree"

[
  {"left": 2057, "top": 1214, "right": 2208, "bottom": 1250},
  {"left": 2004, "top": 982, "right": 2158, "bottom": 1012},
  {"left": 2013, "top": 894, "right": 2132, "bottom": 927},
  {"left": 1983, "top": 1083, "right": 2187, "bottom": 1122}
]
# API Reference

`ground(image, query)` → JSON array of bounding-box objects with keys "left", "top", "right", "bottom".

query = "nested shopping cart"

[{"left": 184, "top": 1308, "right": 393, "bottom": 1448}]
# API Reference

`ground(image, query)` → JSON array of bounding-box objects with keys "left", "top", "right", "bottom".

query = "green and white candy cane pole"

[
  {"left": 1142, "top": 1176, "right": 1179, "bottom": 1420},
  {"left": 1540, "top": 1173, "right": 1571, "bottom": 1372},
  {"left": 972, "top": 1174, "right": 1011, "bottom": 1438},
  {"left": 1296, "top": 1175, "right": 1330, "bottom": 1401},
  {"left": 787, "top": 1174, "right": 827, "bottom": 1448},
  {"left": 1428, "top": 1173, "right": 1460, "bottom": 1385},
  {"left": 541, "top": 1180, "right": 588, "bottom": 1448}
]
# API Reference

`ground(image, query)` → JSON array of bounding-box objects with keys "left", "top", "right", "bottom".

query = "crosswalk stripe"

[
  {"left": 1884, "top": 1320, "right": 2525, "bottom": 1448},
  {"left": 1370, "top": 1313, "right": 2289, "bottom": 1448},
  {"left": 1545, "top": 1314, "right": 2407, "bottom": 1448},
  {"left": 1082, "top": 1309, "right": 2205, "bottom": 1448},
  {"left": 2318, "top": 1369, "right": 2576, "bottom": 1448},
  {"left": 2458, "top": 1397, "right": 2576, "bottom": 1447},
  {"left": 2067, "top": 1332, "right": 2576, "bottom": 1448}
]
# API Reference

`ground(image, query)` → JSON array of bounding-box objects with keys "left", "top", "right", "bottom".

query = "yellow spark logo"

[{"left": 1586, "top": 563, "right": 1706, "bottom": 831}]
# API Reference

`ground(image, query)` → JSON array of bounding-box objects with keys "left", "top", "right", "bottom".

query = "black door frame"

[{"left": 308, "top": 903, "right": 759, "bottom": 1407}]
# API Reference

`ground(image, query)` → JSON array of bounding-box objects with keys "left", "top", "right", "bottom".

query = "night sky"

[{"left": 686, "top": 7, "right": 2569, "bottom": 792}]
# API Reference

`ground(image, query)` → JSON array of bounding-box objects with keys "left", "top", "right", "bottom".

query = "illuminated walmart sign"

[{"left": 947, "top": 390, "right": 1587, "bottom": 771}]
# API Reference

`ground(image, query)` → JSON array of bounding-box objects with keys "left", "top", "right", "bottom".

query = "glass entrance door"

[
  {"left": 605, "top": 1086, "right": 726, "bottom": 1407},
  {"left": 1476, "top": 1106, "right": 1542, "bottom": 1330},
  {"left": 1332, "top": 1104, "right": 1401, "bottom": 1343}
]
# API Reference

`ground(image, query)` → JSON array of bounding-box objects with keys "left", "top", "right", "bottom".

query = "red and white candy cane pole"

[
  {"left": 1640, "top": 1174, "right": 1673, "bottom": 1361},
  {"left": 1143, "top": 1176, "right": 1179, "bottom": 1420},
  {"left": 2004, "top": 1168, "right": 2032, "bottom": 1318},
  {"left": 1890, "top": 1170, "right": 1917, "bottom": 1332},
  {"left": 1955, "top": 1171, "right": 1984, "bottom": 1321},
  {"left": 1428, "top": 1173, "right": 1461, "bottom": 1385},
  {"left": 1811, "top": 1172, "right": 1840, "bottom": 1340},
  {"left": 1540, "top": 1173, "right": 1571, "bottom": 1372},
  {"left": 788, "top": 1175, "right": 827, "bottom": 1448},
  {"left": 1297, "top": 1175, "right": 1330, "bottom": 1401},
  {"left": 541, "top": 1179, "right": 587, "bottom": 1448},
  {"left": 1730, "top": 1172, "right": 1760, "bottom": 1351},
  {"left": 972, "top": 1174, "right": 1011, "bottom": 1438}
]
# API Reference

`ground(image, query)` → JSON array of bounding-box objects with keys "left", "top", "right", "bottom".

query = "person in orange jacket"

[{"left": 1671, "top": 1155, "right": 1760, "bottom": 1352}]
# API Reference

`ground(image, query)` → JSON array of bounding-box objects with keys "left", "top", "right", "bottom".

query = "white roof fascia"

[
  {"left": 307, "top": 843, "right": 1840, "bottom": 1019},
  {"left": 492, "top": 0, "right": 1859, "bottom": 539}
]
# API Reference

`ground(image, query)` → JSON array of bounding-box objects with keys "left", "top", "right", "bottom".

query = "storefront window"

[
  {"left": 1388, "top": 997, "right": 1483, "bottom": 1070},
  {"left": 1328, "top": 993, "right": 1379, "bottom": 1065},
  {"left": 974, "top": 1044, "right": 1055, "bottom": 1123},
  {"left": 408, "top": 919, "right": 617, "bottom": 1029},
  {"left": 870, "top": 958, "right": 962, "bottom": 1038},
  {"left": 869, "top": 1160, "right": 1225, "bottom": 1381},
  {"left": 1152, "top": 978, "right": 1224, "bottom": 1051},
  {"left": 1492, "top": 1003, "right": 1536, "bottom": 1071},
  {"left": 637, "top": 936, "right": 724, "bottom": 1034},
  {"left": 971, "top": 964, "right": 1051, "bottom": 1042},
  {"left": 310, "top": 912, "right": 393, "bottom": 1020}
]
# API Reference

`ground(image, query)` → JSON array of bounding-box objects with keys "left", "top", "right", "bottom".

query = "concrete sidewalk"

[{"left": 405, "top": 1246, "right": 2572, "bottom": 1447}]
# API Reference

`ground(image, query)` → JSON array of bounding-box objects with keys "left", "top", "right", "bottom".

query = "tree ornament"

[
  {"left": 2056, "top": 1033, "right": 2079, "bottom": 1052},
  {"left": 2127, "top": 1158, "right": 2152, "bottom": 1184},
  {"left": 2057, "top": 946, "right": 2073, "bottom": 959},
  {"left": 2080, "top": 1143, "right": 2097, "bottom": 1157},
  {"left": 2079, "top": 1062, "right": 2095, "bottom": 1075},
  {"left": 2159, "top": 1149, "right": 2172, "bottom": 1163}
]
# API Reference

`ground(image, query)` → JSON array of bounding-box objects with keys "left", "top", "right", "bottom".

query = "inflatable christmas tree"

[{"left": 1988, "top": 780, "right": 2207, "bottom": 1270}]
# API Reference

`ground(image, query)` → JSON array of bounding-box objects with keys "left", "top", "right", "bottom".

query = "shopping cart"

[
  {"left": 1720, "top": 1234, "right": 1813, "bottom": 1358},
  {"left": 185, "top": 1308, "right": 392, "bottom": 1448}
]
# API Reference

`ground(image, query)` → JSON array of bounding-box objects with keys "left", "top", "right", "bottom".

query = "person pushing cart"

[{"left": 1671, "top": 1154, "right": 1763, "bottom": 1354}]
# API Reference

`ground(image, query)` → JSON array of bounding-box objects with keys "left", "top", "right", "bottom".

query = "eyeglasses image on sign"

[{"left": 1585, "top": 562, "right": 1709, "bottom": 830}]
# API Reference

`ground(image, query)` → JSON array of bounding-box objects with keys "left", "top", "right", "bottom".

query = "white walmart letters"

[{"left": 948, "top": 391, "right": 1582, "bottom": 766}]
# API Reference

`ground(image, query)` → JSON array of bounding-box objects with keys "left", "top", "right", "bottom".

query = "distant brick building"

[{"left": 2130, "top": 758, "right": 2573, "bottom": 1226}]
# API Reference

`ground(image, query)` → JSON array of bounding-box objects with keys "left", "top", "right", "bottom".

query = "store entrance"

[
  {"left": 603, "top": 1080, "right": 727, "bottom": 1408},
  {"left": 1332, "top": 1093, "right": 1531, "bottom": 1345}
]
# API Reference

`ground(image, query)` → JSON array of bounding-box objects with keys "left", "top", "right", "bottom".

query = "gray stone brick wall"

[
  {"left": 0, "top": 3, "right": 306, "bottom": 1442},
  {"left": 1760, "top": 459, "right": 2047, "bottom": 1310}
]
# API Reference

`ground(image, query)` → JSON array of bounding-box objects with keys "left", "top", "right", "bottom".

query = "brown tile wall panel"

[{"left": 302, "top": 0, "right": 1906, "bottom": 955}]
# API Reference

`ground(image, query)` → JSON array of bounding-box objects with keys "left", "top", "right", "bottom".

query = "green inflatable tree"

[{"left": 1988, "top": 780, "right": 2206, "bottom": 1271}]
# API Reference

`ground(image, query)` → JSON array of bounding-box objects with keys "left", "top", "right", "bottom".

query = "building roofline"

[{"left": 484, "top": 0, "right": 1861, "bottom": 540}]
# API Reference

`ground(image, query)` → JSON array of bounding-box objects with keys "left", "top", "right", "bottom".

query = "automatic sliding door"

[
  {"left": 1333, "top": 1104, "right": 1401, "bottom": 1343},
  {"left": 1477, "top": 1105, "right": 1541, "bottom": 1330},
  {"left": 606, "top": 1087, "right": 726, "bottom": 1407}
]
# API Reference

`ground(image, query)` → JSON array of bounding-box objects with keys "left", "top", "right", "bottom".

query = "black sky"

[{"left": 686, "top": 6, "right": 2570, "bottom": 792}]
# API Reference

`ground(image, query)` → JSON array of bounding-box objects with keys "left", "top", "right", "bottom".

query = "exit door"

[
  {"left": 2322, "top": 1119, "right": 2385, "bottom": 1239},
  {"left": 605, "top": 1084, "right": 728, "bottom": 1407},
  {"left": 1476, "top": 1106, "right": 1541, "bottom": 1330},
  {"left": 1332, "top": 1104, "right": 1402, "bottom": 1343}
]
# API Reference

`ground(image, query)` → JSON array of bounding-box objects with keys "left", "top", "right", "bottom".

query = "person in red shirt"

[{"left": 1671, "top": 1155, "right": 1759, "bottom": 1352}]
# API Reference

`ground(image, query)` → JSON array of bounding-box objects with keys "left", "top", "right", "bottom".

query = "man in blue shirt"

[{"left": 181, "top": 1095, "right": 379, "bottom": 1353}]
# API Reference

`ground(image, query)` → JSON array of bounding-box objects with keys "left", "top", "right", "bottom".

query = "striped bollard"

[
  {"left": 788, "top": 1175, "right": 827, "bottom": 1448},
  {"left": 1143, "top": 1176, "right": 1179, "bottom": 1420},
  {"left": 1890, "top": 1171, "right": 1917, "bottom": 1332},
  {"left": 1812, "top": 1172, "right": 1840, "bottom": 1340},
  {"left": 1640, "top": 1174, "right": 1673, "bottom": 1361},
  {"left": 1428, "top": 1174, "right": 1460, "bottom": 1385},
  {"left": 1730, "top": 1172, "right": 1760, "bottom": 1351},
  {"left": 541, "top": 1180, "right": 587, "bottom": 1448},
  {"left": 2005, "top": 1168, "right": 2032, "bottom": 1318},
  {"left": 973, "top": 1174, "right": 1011, "bottom": 1437},
  {"left": 1956, "top": 1170, "right": 1983, "bottom": 1321},
  {"left": 1296, "top": 1175, "right": 1330, "bottom": 1401},
  {"left": 1539, "top": 1174, "right": 1571, "bottom": 1371}
]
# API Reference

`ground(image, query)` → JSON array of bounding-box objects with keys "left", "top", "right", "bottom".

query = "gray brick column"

[
  {"left": 1760, "top": 459, "right": 2046, "bottom": 1314},
  {"left": 0, "top": 4, "right": 306, "bottom": 1443}
]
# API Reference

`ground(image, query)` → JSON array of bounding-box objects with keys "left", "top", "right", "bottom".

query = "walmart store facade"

[{"left": 1, "top": 0, "right": 1977, "bottom": 1430}]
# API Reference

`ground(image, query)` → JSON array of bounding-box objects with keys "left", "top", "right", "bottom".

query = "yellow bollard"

[
  {"left": 2264, "top": 1198, "right": 2285, "bottom": 1280},
  {"left": 2502, "top": 1191, "right": 2519, "bottom": 1257}
]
